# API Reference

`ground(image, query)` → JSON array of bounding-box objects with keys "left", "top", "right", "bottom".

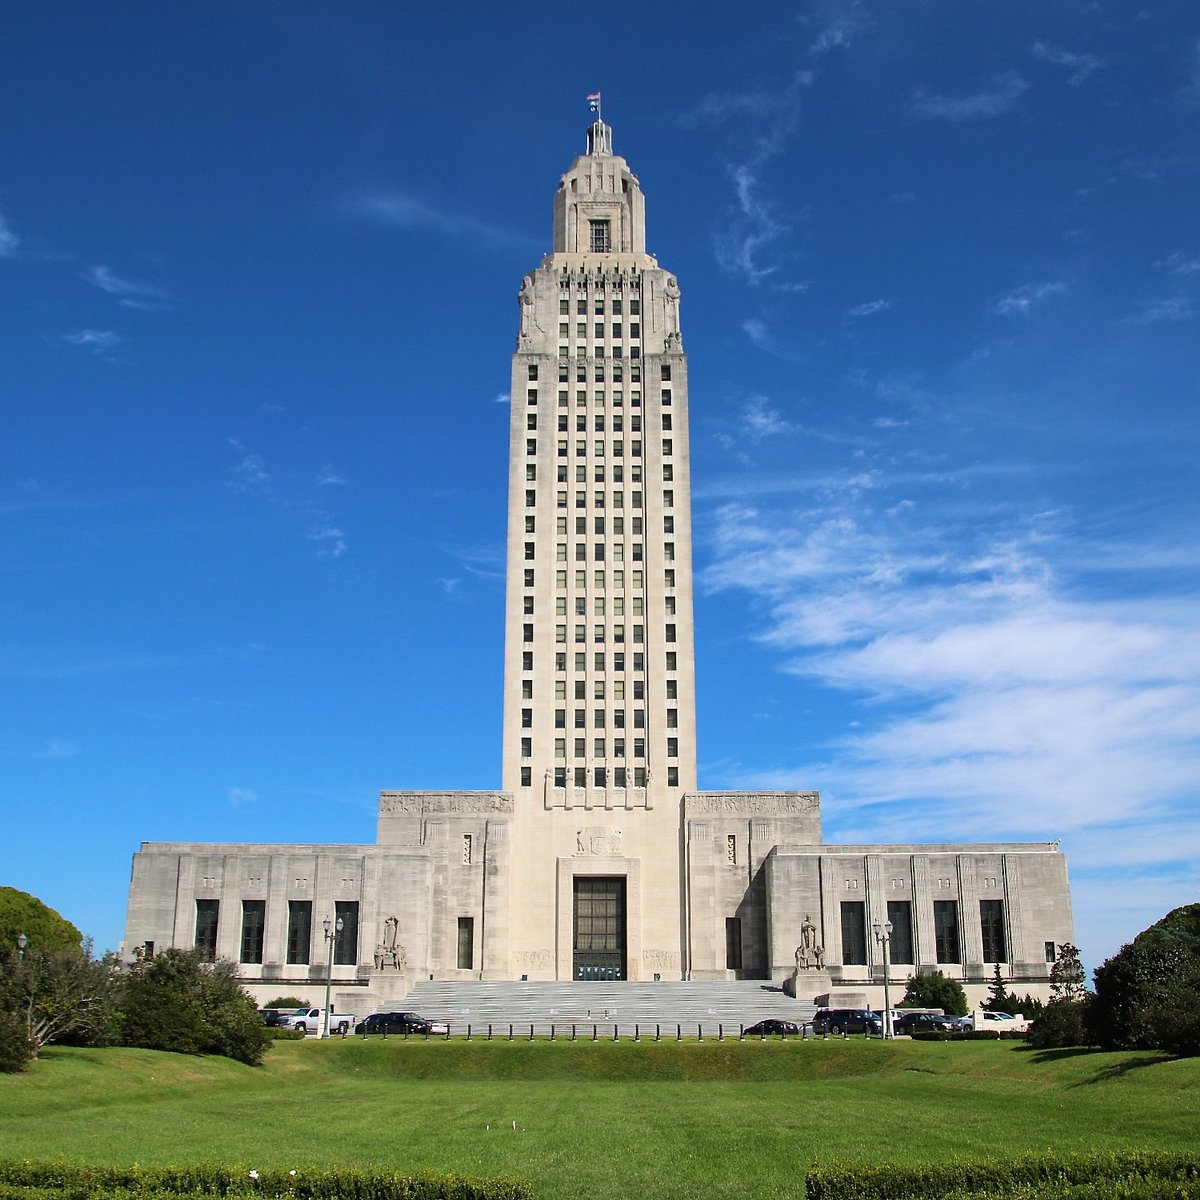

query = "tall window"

[
  {"left": 886, "top": 900, "right": 914, "bottom": 965},
  {"left": 980, "top": 899, "right": 1007, "bottom": 963},
  {"left": 725, "top": 917, "right": 743, "bottom": 970},
  {"left": 240, "top": 900, "right": 265, "bottom": 964},
  {"left": 287, "top": 900, "right": 312, "bottom": 965},
  {"left": 457, "top": 917, "right": 474, "bottom": 970},
  {"left": 195, "top": 899, "right": 219, "bottom": 960},
  {"left": 841, "top": 901, "right": 867, "bottom": 965},
  {"left": 334, "top": 901, "right": 359, "bottom": 966},
  {"left": 589, "top": 220, "right": 611, "bottom": 252},
  {"left": 934, "top": 901, "right": 961, "bottom": 963}
]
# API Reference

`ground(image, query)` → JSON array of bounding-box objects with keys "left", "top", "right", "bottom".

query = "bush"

[
  {"left": 900, "top": 969, "right": 969, "bottom": 1016},
  {"left": 0, "top": 1010, "right": 32, "bottom": 1074},
  {"left": 1028, "top": 999, "right": 1091, "bottom": 1049},
  {"left": 263, "top": 996, "right": 307, "bottom": 1009},
  {"left": 120, "top": 949, "right": 272, "bottom": 1066},
  {"left": 804, "top": 1149, "right": 1200, "bottom": 1200},
  {"left": 0, "top": 1160, "right": 532, "bottom": 1200},
  {"left": 267, "top": 1026, "right": 306, "bottom": 1040}
]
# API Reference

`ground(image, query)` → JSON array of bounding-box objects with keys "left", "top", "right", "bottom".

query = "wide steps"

[{"left": 396, "top": 980, "right": 817, "bottom": 1036}]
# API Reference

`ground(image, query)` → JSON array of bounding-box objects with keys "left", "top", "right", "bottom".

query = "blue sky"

[{"left": 2, "top": 2, "right": 1197, "bottom": 978}]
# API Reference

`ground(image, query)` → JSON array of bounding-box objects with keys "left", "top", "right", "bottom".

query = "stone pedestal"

[{"left": 785, "top": 969, "right": 832, "bottom": 1001}]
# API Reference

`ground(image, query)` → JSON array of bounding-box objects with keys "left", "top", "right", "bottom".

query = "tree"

[
  {"left": 900, "top": 969, "right": 969, "bottom": 1016},
  {"left": 263, "top": 995, "right": 307, "bottom": 1009},
  {"left": 984, "top": 963, "right": 1017, "bottom": 1012},
  {"left": 1089, "top": 904, "right": 1200, "bottom": 1057},
  {"left": 0, "top": 887, "right": 83, "bottom": 956},
  {"left": 120, "top": 949, "right": 271, "bottom": 1066},
  {"left": 0, "top": 1008, "right": 33, "bottom": 1073},
  {"left": 0, "top": 943, "right": 119, "bottom": 1058},
  {"left": 1049, "top": 943, "right": 1087, "bottom": 1003}
]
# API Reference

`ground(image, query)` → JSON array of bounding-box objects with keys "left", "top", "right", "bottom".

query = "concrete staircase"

[{"left": 396, "top": 980, "right": 818, "bottom": 1038}]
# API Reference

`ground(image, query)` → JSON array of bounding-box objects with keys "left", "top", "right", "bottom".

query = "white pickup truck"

[
  {"left": 276, "top": 1007, "right": 359, "bottom": 1036},
  {"left": 971, "top": 1010, "right": 1030, "bottom": 1033}
]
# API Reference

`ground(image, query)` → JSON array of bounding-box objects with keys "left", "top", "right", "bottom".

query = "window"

[
  {"left": 633, "top": 736, "right": 645, "bottom": 757},
  {"left": 665, "top": 651, "right": 676, "bottom": 670},
  {"left": 614, "top": 766, "right": 627, "bottom": 787},
  {"left": 520, "top": 737, "right": 531, "bottom": 757},
  {"left": 334, "top": 901, "right": 358, "bottom": 966},
  {"left": 980, "top": 899, "right": 1007, "bottom": 963},
  {"left": 524, "top": 542, "right": 534, "bottom": 560},
  {"left": 526, "top": 438, "right": 537, "bottom": 455},
  {"left": 665, "top": 624, "right": 676, "bottom": 642},
  {"left": 523, "top": 623, "right": 533, "bottom": 644},
  {"left": 521, "top": 708, "right": 532, "bottom": 728},
  {"left": 457, "top": 917, "right": 474, "bottom": 970},
  {"left": 287, "top": 900, "right": 312, "bottom": 965},
  {"left": 725, "top": 917, "right": 743, "bottom": 970},
  {"left": 521, "top": 679, "right": 533, "bottom": 699},
  {"left": 527, "top": 413, "right": 537, "bottom": 429},
  {"left": 665, "top": 680, "right": 677, "bottom": 699},
  {"left": 589, "top": 220, "right": 611, "bottom": 252},
  {"left": 662, "top": 439, "right": 673, "bottom": 456},
  {"left": 575, "top": 766, "right": 587, "bottom": 786},
  {"left": 520, "top": 765, "right": 531, "bottom": 786},
  {"left": 462, "top": 834, "right": 473, "bottom": 866},
  {"left": 523, "top": 651, "right": 534, "bottom": 670},
  {"left": 240, "top": 900, "right": 265, "bottom": 964},
  {"left": 554, "top": 766, "right": 566, "bottom": 786},
  {"left": 528, "top": 364, "right": 539, "bottom": 380},
  {"left": 663, "top": 464, "right": 673, "bottom": 481},
  {"left": 841, "top": 901, "right": 867, "bottom": 966},
  {"left": 886, "top": 900, "right": 914, "bottom": 965},
  {"left": 555, "top": 709, "right": 566, "bottom": 728},
  {"left": 661, "top": 363, "right": 671, "bottom": 380},
  {"left": 666, "top": 708, "right": 678, "bottom": 728},
  {"left": 524, "top": 569, "right": 534, "bottom": 587},
  {"left": 1045, "top": 941, "right": 1057, "bottom": 963},
  {"left": 555, "top": 737, "right": 565, "bottom": 757},
  {"left": 195, "top": 900, "right": 218, "bottom": 959},
  {"left": 662, "top": 414, "right": 672, "bottom": 431},
  {"left": 934, "top": 901, "right": 960, "bottom": 963},
  {"left": 667, "top": 766, "right": 678, "bottom": 786},
  {"left": 667, "top": 738, "right": 678, "bottom": 757}
]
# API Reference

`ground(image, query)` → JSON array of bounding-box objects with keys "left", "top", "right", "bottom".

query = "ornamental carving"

[
  {"left": 379, "top": 792, "right": 513, "bottom": 816},
  {"left": 643, "top": 950, "right": 680, "bottom": 969},
  {"left": 373, "top": 916, "right": 406, "bottom": 972},
  {"left": 575, "top": 826, "right": 623, "bottom": 856},
  {"left": 514, "top": 949, "right": 554, "bottom": 968},
  {"left": 685, "top": 792, "right": 820, "bottom": 816}
]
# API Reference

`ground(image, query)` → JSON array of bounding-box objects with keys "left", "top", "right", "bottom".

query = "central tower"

[{"left": 500, "top": 118, "right": 697, "bottom": 980}]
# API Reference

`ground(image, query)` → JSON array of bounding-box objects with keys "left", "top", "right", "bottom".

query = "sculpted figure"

[{"left": 795, "top": 913, "right": 825, "bottom": 970}]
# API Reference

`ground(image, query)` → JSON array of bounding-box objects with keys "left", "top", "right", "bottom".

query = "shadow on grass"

[{"left": 1019, "top": 1043, "right": 1179, "bottom": 1083}]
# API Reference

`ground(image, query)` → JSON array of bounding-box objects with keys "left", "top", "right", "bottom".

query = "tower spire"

[{"left": 586, "top": 91, "right": 611, "bottom": 155}]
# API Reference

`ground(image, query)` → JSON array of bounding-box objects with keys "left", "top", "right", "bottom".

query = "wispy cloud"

[
  {"left": 993, "top": 281, "right": 1066, "bottom": 315},
  {"left": 61, "top": 329, "right": 121, "bottom": 353},
  {"left": 1155, "top": 251, "right": 1200, "bottom": 276},
  {"left": 225, "top": 439, "right": 271, "bottom": 494},
  {"left": 848, "top": 299, "right": 890, "bottom": 318},
  {"left": 340, "top": 190, "right": 532, "bottom": 248},
  {"left": 0, "top": 210, "right": 18, "bottom": 256},
  {"left": 741, "top": 395, "right": 792, "bottom": 440},
  {"left": 1031, "top": 40, "right": 1105, "bottom": 86},
  {"left": 307, "top": 524, "right": 347, "bottom": 557},
  {"left": 86, "top": 264, "right": 169, "bottom": 309},
  {"left": 316, "top": 466, "right": 346, "bottom": 487},
  {"left": 493, "top": 392, "right": 511, "bottom": 405},
  {"left": 1130, "top": 296, "right": 1195, "bottom": 324},
  {"left": 228, "top": 787, "right": 258, "bottom": 806},
  {"left": 911, "top": 72, "right": 1029, "bottom": 121}
]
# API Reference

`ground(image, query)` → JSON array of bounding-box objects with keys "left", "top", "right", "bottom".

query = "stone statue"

[
  {"left": 795, "top": 913, "right": 825, "bottom": 970},
  {"left": 374, "top": 914, "right": 404, "bottom": 971}
]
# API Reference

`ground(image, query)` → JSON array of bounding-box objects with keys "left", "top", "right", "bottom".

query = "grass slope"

[{"left": 2, "top": 1040, "right": 1196, "bottom": 1200}]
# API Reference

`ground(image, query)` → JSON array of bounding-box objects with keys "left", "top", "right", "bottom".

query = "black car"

[
  {"left": 811, "top": 1008, "right": 883, "bottom": 1035},
  {"left": 359, "top": 1011, "right": 446, "bottom": 1036},
  {"left": 893, "top": 1012, "right": 955, "bottom": 1035},
  {"left": 743, "top": 1019, "right": 801, "bottom": 1037},
  {"left": 258, "top": 1008, "right": 286, "bottom": 1027}
]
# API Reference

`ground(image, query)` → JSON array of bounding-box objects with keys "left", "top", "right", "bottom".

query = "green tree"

[
  {"left": 984, "top": 963, "right": 1017, "bottom": 1011},
  {"left": 0, "top": 942, "right": 119, "bottom": 1058},
  {"left": 900, "top": 969, "right": 969, "bottom": 1016},
  {"left": 0, "top": 887, "right": 83, "bottom": 956},
  {"left": 1049, "top": 943, "right": 1087, "bottom": 1003},
  {"left": 1089, "top": 904, "right": 1200, "bottom": 1057},
  {"left": 0, "top": 1008, "right": 33, "bottom": 1073},
  {"left": 120, "top": 948, "right": 271, "bottom": 1066},
  {"left": 263, "top": 995, "right": 307, "bottom": 1009},
  {"left": 1028, "top": 996, "right": 1091, "bottom": 1049}
]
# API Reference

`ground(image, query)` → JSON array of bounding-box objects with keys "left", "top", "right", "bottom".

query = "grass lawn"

[{"left": 2, "top": 1038, "right": 1197, "bottom": 1200}]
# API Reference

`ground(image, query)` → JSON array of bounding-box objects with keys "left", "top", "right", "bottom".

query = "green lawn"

[{"left": 2, "top": 1039, "right": 1196, "bottom": 1200}]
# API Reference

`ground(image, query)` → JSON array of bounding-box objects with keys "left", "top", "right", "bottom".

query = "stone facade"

[{"left": 123, "top": 120, "right": 1073, "bottom": 1011}]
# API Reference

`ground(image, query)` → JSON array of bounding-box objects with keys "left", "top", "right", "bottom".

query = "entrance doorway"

[{"left": 573, "top": 876, "right": 626, "bottom": 980}]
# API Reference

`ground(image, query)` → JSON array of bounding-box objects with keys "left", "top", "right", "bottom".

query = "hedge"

[
  {"left": 804, "top": 1151, "right": 1200, "bottom": 1200},
  {"left": 0, "top": 1163, "right": 531, "bottom": 1200}
]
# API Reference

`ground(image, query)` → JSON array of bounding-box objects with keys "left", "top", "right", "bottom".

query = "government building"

[{"left": 123, "top": 117, "right": 1073, "bottom": 1011}]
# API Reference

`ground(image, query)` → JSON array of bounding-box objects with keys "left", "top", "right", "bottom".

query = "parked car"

[
  {"left": 258, "top": 1008, "right": 286, "bottom": 1027},
  {"left": 359, "top": 1011, "right": 449, "bottom": 1036},
  {"left": 275, "top": 1007, "right": 359, "bottom": 1035},
  {"left": 743, "top": 1019, "right": 800, "bottom": 1036},
  {"left": 946, "top": 1015, "right": 974, "bottom": 1031},
  {"left": 972, "top": 1010, "right": 1030, "bottom": 1033},
  {"left": 893, "top": 1011, "right": 955, "bottom": 1035},
  {"left": 811, "top": 1008, "right": 883, "bottom": 1035}
]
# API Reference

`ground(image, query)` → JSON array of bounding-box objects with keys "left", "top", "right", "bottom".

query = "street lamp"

[
  {"left": 16, "top": 933, "right": 27, "bottom": 962},
  {"left": 873, "top": 920, "right": 894, "bottom": 1039},
  {"left": 321, "top": 915, "right": 343, "bottom": 1039}
]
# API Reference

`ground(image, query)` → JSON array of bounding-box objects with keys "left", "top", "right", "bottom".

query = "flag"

[{"left": 587, "top": 92, "right": 601, "bottom": 111}]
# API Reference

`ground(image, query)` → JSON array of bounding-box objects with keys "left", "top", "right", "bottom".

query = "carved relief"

[
  {"left": 379, "top": 792, "right": 513, "bottom": 816},
  {"left": 574, "top": 826, "right": 623, "bottom": 856},
  {"left": 643, "top": 950, "right": 680, "bottom": 969},
  {"left": 685, "top": 792, "right": 820, "bottom": 816},
  {"left": 514, "top": 949, "right": 554, "bottom": 969}
]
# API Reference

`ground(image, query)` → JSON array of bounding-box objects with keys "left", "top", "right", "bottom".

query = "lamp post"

[
  {"left": 321, "top": 915, "right": 343, "bottom": 1039},
  {"left": 873, "top": 920, "right": 894, "bottom": 1039},
  {"left": 16, "top": 933, "right": 27, "bottom": 962}
]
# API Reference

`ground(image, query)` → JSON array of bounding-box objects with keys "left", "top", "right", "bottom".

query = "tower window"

[{"left": 590, "top": 220, "right": 611, "bottom": 252}]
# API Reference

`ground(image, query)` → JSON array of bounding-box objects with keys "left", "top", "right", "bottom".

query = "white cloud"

[
  {"left": 911, "top": 73, "right": 1029, "bottom": 121},
  {"left": 1131, "top": 297, "right": 1195, "bottom": 324},
  {"left": 308, "top": 524, "right": 347, "bottom": 557},
  {"left": 493, "top": 392, "right": 511, "bottom": 405},
  {"left": 226, "top": 440, "right": 270, "bottom": 493},
  {"left": 0, "top": 210, "right": 18, "bottom": 256},
  {"left": 228, "top": 787, "right": 258, "bottom": 806},
  {"left": 848, "top": 299, "right": 890, "bottom": 318},
  {"left": 316, "top": 466, "right": 346, "bottom": 487},
  {"left": 993, "top": 281, "right": 1067, "bottom": 315},
  {"left": 1155, "top": 251, "right": 1200, "bottom": 276},
  {"left": 87, "top": 264, "right": 168, "bottom": 308},
  {"left": 741, "top": 396, "right": 792, "bottom": 440},
  {"left": 341, "top": 191, "right": 530, "bottom": 249},
  {"left": 61, "top": 329, "right": 121, "bottom": 351},
  {"left": 1030, "top": 40, "right": 1105, "bottom": 86}
]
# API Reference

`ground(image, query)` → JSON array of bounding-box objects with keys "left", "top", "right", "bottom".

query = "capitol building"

[{"left": 124, "top": 118, "right": 1073, "bottom": 1011}]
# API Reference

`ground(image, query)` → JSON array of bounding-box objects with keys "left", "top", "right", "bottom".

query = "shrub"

[
  {"left": 0, "top": 1010, "right": 32, "bottom": 1074},
  {"left": 900, "top": 969, "right": 969, "bottom": 1016},
  {"left": 263, "top": 996, "right": 307, "bottom": 1009},
  {"left": 1028, "top": 999, "right": 1091, "bottom": 1049}
]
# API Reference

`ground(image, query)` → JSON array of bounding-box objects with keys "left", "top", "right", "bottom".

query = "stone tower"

[{"left": 499, "top": 118, "right": 697, "bottom": 980}]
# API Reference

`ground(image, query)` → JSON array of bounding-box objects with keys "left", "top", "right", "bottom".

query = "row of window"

[
  {"left": 551, "top": 362, "right": 673, "bottom": 384},
  {"left": 559, "top": 321, "right": 640, "bottom": 340},
  {"left": 194, "top": 899, "right": 360, "bottom": 966},
  {"left": 838, "top": 899, "right": 1009, "bottom": 967},
  {"left": 525, "top": 464, "right": 675, "bottom": 487},
  {"left": 531, "top": 592, "right": 675, "bottom": 615},
  {"left": 519, "top": 650, "right": 679, "bottom": 674},
  {"left": 541, "top": 622, "right": 678, "bottom": 642},
  {"left": 530, "top": 518, "right": 675, "bottom": 539},
  {"left": 528, "top": 413, "right": 673, "bottom": 434},
  {"left": 531, "top": 569, "right": 676, "bottom": 592},
  {"left": 520, "top": 734, "right": 679, "bottom": 758},
  {"left": 525, "top": 387, "right": 672, "bottom": 409},
  {"left": 558, "top": 296, "right": 641, "bottom": 315},
  {"left": 535, "top": 764, "right": 679, "bottom": 788},
  {"left": 526, "top": 438, "right": 675, "bottom": 459}
]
